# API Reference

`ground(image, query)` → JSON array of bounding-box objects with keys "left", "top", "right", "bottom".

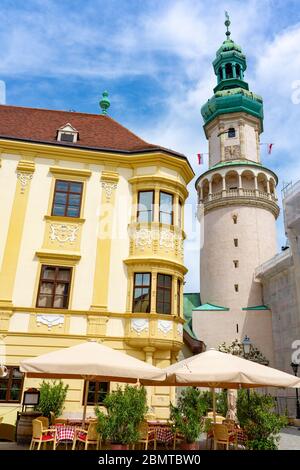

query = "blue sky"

[{"left": 1, "top": 0, "right": 300, "bottom": 292}]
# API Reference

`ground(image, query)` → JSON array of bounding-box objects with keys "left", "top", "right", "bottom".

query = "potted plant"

[
  {"left": 170, "top": 387, "right": 206, "bottom": 450},
  {"left": 95, "top": 384, "right": 147, "bottom": 450},
  {"left": 37, "top": 380, "right": 69, "bottom": 419},
  {"left": 237, "top": 390, "right": 288, "bottom": 450}
]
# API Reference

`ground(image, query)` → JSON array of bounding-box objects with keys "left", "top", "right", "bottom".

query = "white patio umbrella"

[
  {"left": 20, "top": 341, "right": 165, "bottom": 424},
  {"left": 155, "top": 349, "right": 300, "bottom": 423}
]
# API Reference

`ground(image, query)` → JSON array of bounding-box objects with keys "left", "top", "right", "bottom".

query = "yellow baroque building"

[{"left": 0, "top": 100, "right": 194, "bottom": 424}]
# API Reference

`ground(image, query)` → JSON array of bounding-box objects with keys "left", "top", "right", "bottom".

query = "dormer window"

[
  {"left": 228, "top": 127, "right": 236, "bottom": 138},
  {"left": 57, "top": 123, "right": 78, "bottom": 143}
]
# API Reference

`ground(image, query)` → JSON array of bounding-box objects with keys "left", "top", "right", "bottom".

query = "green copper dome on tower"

[{"left": 201, "top": 13, "right": 263, "bottom": 132}]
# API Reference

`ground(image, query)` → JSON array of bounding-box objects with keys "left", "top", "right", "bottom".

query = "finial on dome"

[
  {"left": 224, "top": 11, "right": 231, "bottom": 39},
  {"left": 99, "top": 91, "right": 110, "bottom": 115}
]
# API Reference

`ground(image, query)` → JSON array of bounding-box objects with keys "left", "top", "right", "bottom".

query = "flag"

[
  {"left": 268, "top": 143, "right": 273, "bottom": 154},
  {"left": 197, "top": 153, "right": 202, "bottom": 164}
]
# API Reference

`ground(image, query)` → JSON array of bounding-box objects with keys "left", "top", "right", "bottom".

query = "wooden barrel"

[{"left": 16, "top": 411, "right": 42, "bottom": 444}]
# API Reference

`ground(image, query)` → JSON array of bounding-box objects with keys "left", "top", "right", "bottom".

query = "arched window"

[
  {"left": 236, "top": 64, "right": 241, "bottom": 79},
  {"left": 225, "top": 63, "right": 233, "bottom": 79},
  {"left": 228, "top": 127, "right": 236, "bottom": 138},
  {"left": 218, "top": 66, "right": 222, "bottom": 81}
]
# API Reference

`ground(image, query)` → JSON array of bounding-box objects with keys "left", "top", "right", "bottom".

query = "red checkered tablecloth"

[
  {"left": 51, "top": 425, "right": 76, "bottom": 443},
  {"left": 149, "top": 425, "right": 174, "bottom": 444}
]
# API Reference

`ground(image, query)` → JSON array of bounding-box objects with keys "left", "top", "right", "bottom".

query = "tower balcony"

[
  {"left": 196, "top": 164, "right": 279, "bottom": 219},
  {"left": 201, "top": 187, "right": 277, "bottom": 203},
  {"left": 199, "top": 187, "right": 279, "bottom": 218}
]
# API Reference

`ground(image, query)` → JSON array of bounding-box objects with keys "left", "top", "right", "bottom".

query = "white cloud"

[{"left": 1, "top": 0, "right": 300, "bottom": 291}]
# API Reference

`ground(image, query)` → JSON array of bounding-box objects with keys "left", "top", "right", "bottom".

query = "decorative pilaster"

[
  {"left": 87, "top": 315, "right": 109, "bottom": 336},
  {"left": 219, "top": 123, "right": 225, "bottom": 161},
  {"left": 239, "top": 121, "right": 246, "bottom": 159},
  {"left": 0, "top": 158, "right": 35, "bottom": 308},
  {"left": 90, "top": 171, "right": 119, "bottom": 313}
]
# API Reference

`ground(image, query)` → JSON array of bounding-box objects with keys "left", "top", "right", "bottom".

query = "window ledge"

[
  {"left": 49, "top": 166, "right": 91, "bottom": 179},
  {"left": 44, "top": 215, "right": 85, "bottom": 224}
]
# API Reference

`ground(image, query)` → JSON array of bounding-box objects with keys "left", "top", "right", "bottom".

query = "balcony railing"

[{"left": 200, "top": 188, "right": 277, "bottom": 204}]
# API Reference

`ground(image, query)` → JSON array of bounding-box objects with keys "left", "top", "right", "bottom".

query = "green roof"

[
  {"left": 183, "top": 293, "right": 201, "bottom": 321},
  {"left": 193, "top": 303, "right": 229, "bottom": 311},
  {"left": 201, "top": 90, "right": 263, "bottom": 129},
  {"left": 211, "top": 160, "right": 263, "bottom": 170},
  {"left": 183, "top": 293, "right": 201, "bottom": 341},
  {"left": 216, "top": 39, "right": 242, "bottom": 56},
  {"left": 242, "top": 305, "right": 270, "bottom": 311},
  {"left": 183, "top": 320, "right": 198, "bottom": 341}
]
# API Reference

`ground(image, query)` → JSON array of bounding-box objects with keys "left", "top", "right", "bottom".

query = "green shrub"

[
  {"left": 237, "top": 390, "right": 287, "bottom": 450},
  {"left": 95, "top": 385, "right": 147, "bottom": 445},
  {"left": 198, "top": 389, "right": 228, "bottom": 416},
  {"left": 38, "top": 380, "right": 69, "bottom": 419},
  {"left": 170, "top": 388, "right": 206, "bottom": 444}
]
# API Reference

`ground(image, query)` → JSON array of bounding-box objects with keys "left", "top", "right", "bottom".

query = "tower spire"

[{"left": 225, "top": 11, "right": 231, "bottom": 39}]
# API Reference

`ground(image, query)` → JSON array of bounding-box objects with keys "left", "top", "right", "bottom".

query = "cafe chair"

[
  {"left": 36, "top": 416, "right": 49, "bottom": 430},
  {"left": 30, "top": 418, "right": 57, "bottom": 450},
  {"left": 213, "top": 423, "right": 237, "bottom": 450},
  {"left": 135, "top": 421, "right": 156, "bottom": 450},
  {"left": 72, "top": 420, "right": 101, "bottom": 450},
  {"left": 173, "top": 430, "right": 184, "bottom": 450}
]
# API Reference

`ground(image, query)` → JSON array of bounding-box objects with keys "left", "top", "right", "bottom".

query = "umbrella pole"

[
  {"left": 82, "top": 379, "right": 89, "bottom": 426},
  {"left": 212, "top": 387, "right": 216, "bottom": 424}
]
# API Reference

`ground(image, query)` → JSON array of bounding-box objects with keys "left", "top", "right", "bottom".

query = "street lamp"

[
  {"left": 290, "top": 362, "right": 300, "bottom": 419},
  {"left": 242, "top": 335, "right": 251, "bottom": 356},
  {"left": 242, "top": 336, "right": 252, "bottom": 403}
]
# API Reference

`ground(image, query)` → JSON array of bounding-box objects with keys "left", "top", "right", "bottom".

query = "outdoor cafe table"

[
  {"left": 147, "top": 420, "right": 174, "bottom": 446},
  {"left": 50, "top": 423, "right": 88, "bottom": 448}
]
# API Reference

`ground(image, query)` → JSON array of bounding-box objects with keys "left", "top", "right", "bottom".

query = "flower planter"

[
  {"left": 110, "top": 444, "right": 129, "bottom": 450},
  {"left": 180, "top": 442, "right": 199, "bottom": 450}
]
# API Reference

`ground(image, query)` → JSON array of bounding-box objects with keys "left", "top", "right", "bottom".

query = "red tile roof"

[{"left": 0, "top": 104, "right": 169, "bottom": 154}]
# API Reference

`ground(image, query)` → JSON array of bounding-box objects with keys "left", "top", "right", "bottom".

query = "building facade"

[
  {"left": 256, "top": 181, "right": 300, "bottom": 382},
  {"left": 193, "top": 18, "right": 279, "bottom": 363},
  {"left": 0, "top": 98, "right": 194, "bottom": 423}
]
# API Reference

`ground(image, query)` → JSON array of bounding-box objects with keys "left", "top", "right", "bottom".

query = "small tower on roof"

[{"left": 99, "top": 91, "right": 110, "bottom": 115}]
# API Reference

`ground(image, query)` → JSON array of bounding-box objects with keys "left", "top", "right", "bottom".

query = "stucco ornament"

[
  {"left": 101, "top": 181, "right": 117, "bottom": 200},
  {"left": 158, "top": 320, "right": 172, "bottom": 335},
  {"left": 17, "top": 172, "right": 33, "bottom": 193},
  {"left": 36, "top": 315, "right": 64, "bottom": 331},
  {"left": 134, "top": 229, "right": 153, "bottom": 248},
  {"left": 177, "top": 323, "right": 183, "bottom": 336},
  {"left": 159, "top": 230, "right": 175, "bottom": 250},
  {"left": 49, "top": 224, "right": 79, "bottom": 244},
  {"left": 131, "top": 318, "right": 149, "bottom": 335}
]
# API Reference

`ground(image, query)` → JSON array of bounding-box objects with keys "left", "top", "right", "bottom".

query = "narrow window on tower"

[
  {"left": 232, "top": 214, "right": 238, "bottom": 224},
  {"left": 234, "top": 284, "right": 239, "bottom": 292},
  {"left": 234, "top": 238, "right": 238, "bottom": 247},
  {"left": 233, "top": 260, "right": 239, "bottom": 268},
  {"left": 228, "top": 127, "right": 236, "bottom": 138}
]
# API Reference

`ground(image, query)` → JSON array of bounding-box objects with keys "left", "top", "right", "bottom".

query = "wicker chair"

[
  {"left": 29, "top": 418, "right": 57, "bottom": 450},
  {"left": 72, "top": 420, "right": 101, "bottom": 450},
  {"left": 135, "top": 421, "right": 156, "bottom": 450},
  {"left": 213, "top": 423, "right": 237, "bottom": 450},
  {"left": 172, "top": 430, "right": 185, "bottom": 450},
  {"left": 36, "top": 416, "right": 49, "bottom": 430}
]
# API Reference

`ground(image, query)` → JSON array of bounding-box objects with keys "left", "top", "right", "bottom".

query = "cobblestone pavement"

[{"left": 279, "top": 426, "right": 300, "bottom": 450}]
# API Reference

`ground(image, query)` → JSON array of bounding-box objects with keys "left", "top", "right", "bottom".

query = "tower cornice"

[{"left": 200, "top": 194, "right": 280, "bottom": 219}]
